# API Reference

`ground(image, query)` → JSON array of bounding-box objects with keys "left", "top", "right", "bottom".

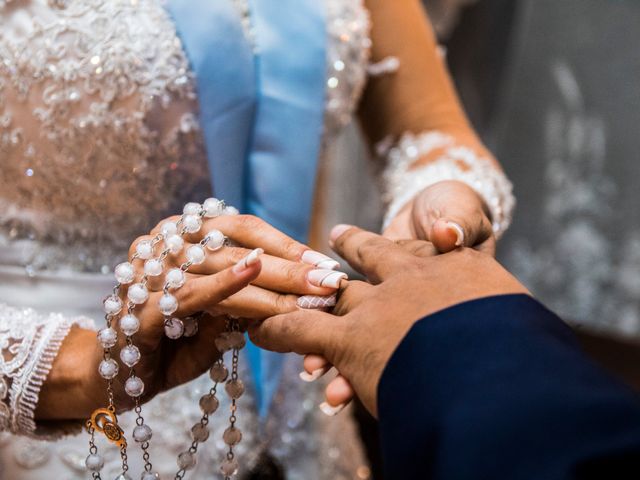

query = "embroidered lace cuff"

[
  {"left": 0, "top": 303, "right": 95, "bottom": 437},
  {"left": 381, "top": 131, "right": 516, "bottom": 239}
]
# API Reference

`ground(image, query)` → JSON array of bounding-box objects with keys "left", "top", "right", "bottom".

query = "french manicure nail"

[
  {"left": 447, "top": 221, "right": 465, "bottom": 247},
  {"left": 319, "top": 401, "right": 346, "bottom": 416},
  {"left": 329, "top": 224, "right": 353, "bottom": 246},
  {"left": 301, "top": 250, "right": 341, "bottom": 270},
  {"left": 297, "top": 294, "right": 338, "bottom": 309},
  {"left": 299, "top": 368, "right": 327, "bottom": 382},
  {"left": 307, "top": 269, "right": 348, "bottom": 289},
  {"left": 233, "top": 248, "right": 264, "bottom": 273}
]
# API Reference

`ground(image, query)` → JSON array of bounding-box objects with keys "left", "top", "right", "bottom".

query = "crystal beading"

[{"left": 381, "top": 131, "right": 516, "bottom": 239}]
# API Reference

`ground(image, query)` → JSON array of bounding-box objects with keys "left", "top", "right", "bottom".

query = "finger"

[
  {"left": 215, "top": 285, "right": 299, "bottom": 319},
  {"left": 394, "top": 240, "right": 439, "bottom": 258},
  {"left": 248, "top": 310, "right": 339, "bottom": 357},
  {"left": 174, "top": 249, "right": 263, "bottom": 317},
  {"left": 135, "top": 250, "right": 262, "bottom": 342},
  {"left": 300, "top": 354, "right": 331, "bottom": 382},
  {"left": 184, "top": 247, "right": 342, "bottom": 296},
  {"left": 329, "top": 225, "right": 415, "bottom": 283},
  {"left": 333, "top": 280, "right": 372, "bottom": 316},
  {"left": 322, "top": 374, "right": 354, "bottom": 414},
  {"left": 187, "top": 214, "right": 309, "bottom": 262},
  {"left": 413, "top": 181, "right": 494, "bottom": 253}
]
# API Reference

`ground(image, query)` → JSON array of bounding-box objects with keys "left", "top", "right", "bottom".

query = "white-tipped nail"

[
  {"left": 297, "top": 294, "right": 338, "bottom": 309},
  {"left": 447, "top": 222, "right": 465, "bottom": 247},
  {"left": 307, "top": 269, "right": 348, "bottom": 289},
  {"left": 299, "top": 368, "right": 327, "bottom": 382},
  {"left": 319, "top": 401, "right": 346, "bottom": 416},
  {"left": 301, "top": 250, "right": 341, "bottom": 270},
  {"left": 233, "top": 248, "right": 263, "bottom": 273}
]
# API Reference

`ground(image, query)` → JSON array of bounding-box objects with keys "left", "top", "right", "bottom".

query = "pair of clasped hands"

[{"left": 39, "top": 182, "right": 525, "bottom": 421}]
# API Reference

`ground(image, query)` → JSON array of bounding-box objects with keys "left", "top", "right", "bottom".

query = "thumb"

[{"left": 413, "top": 181, "right": 494, "bottom": 253}]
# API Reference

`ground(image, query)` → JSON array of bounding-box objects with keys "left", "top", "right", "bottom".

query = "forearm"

[
  {"left": 360, "top": 0, "right": 496, "bottom": 168},
  {"left": 378, "top": 295, "right": 640, "bottom": 479}
]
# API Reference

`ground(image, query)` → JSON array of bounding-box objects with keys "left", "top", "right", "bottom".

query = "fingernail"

[
  {"left": 297, "top": 294, "right": 338, "bottom": 309},
  {"left": 307, "top": 269, "right": 348, "bottom": 289},
  {"left": 233, "top": 248, "right": 264, "bottom": 273},
  {"left": 447, "top": 221, "right": 465, "bottom": 247},
  {"left": 299, "top": 367, "right": 327, "bottom": 382},
  {"left": 301, "top": 250, "right": 341, "bottom": 270},
  {"left": 319, "top": 401, "right": 346, "bottom": 416},
  {"left": 329, "top": 224, "right": 353, "bottom": 247}
]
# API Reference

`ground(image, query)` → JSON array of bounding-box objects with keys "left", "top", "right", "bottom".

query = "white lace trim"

[
  {"left": 0, "top": 303, "right": 95, "bottom": 436},
  {"left": 381, "top": 131, "right": 516, "bottom": 238}
]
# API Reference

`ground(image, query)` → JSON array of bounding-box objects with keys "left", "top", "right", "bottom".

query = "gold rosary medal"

[{"left": 89, "top": 407, "right": 127, "bottom": 449}]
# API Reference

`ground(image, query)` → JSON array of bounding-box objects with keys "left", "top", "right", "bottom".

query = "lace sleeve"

[
  {"left": 379, "top": 131, "right": 516, "bottom": 239},
  {"left": 0, "top": 303, "right": 95, "bottom": 437}
]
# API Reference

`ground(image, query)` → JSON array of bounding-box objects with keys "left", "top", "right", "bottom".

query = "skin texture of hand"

[
  {"left": 249, "top": 226, "right": 528, "bottom": 417},
  {"left": 384, "top": 180, "right": 496, "bottom": 255},
  {"left": 36, "top": 213, "right": 343, "bottom": 421},
  {"left": 36, "top": 252, "right": 262, "bottom": 420}
]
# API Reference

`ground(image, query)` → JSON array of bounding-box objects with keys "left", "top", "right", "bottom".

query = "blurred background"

[{"left": 327, "top": 3, "right": 640, "bottom": 476}]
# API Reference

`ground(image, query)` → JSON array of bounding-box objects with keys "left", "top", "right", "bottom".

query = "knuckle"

[
  {"left": 236, "top": 214, "right": 262, "bottom": 231},
  {"left": 274, "top": 294, "right": 297, "bottom": 315}
]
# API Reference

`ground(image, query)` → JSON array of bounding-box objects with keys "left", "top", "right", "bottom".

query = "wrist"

[{"left": 35, "top": 326, "right": 104, "bottom": 420}]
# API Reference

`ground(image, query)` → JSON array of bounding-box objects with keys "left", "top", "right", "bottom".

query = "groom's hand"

[{"left": 249, "top": 226, "right": 527, "bottom": 416}]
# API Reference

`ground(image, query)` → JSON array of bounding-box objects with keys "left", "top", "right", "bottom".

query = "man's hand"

[{"left": 249, "top": 226, "right": 527, "bottom": 416}]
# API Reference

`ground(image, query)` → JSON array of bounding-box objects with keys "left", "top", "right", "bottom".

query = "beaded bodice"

[
  {"left": 0, "top": 0, "right": 212, "bottom": 273},
  {"left": 0, "top": 0, "right": 370, "bottom": 275}
]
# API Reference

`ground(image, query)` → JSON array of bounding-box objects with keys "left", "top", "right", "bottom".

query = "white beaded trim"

[{"left": 381, "top": 131, "right": 515, "bottom": 239}]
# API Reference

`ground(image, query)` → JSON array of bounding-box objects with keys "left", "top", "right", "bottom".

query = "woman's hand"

[
  {"left": 383, "top": 180, "right": 496, "bottom": 255},
  {"left": 36, "top": 249, "right": 262, "bottom": 420}
]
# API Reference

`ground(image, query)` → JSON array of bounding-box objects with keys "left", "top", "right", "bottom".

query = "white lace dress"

[{"left": 0, "top": 0, "right": 371, "bottom": 478}]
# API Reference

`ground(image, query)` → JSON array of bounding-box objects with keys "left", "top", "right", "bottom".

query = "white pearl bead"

[
  {"left": 191, "top": 423, "right": 209, "bottom": 442},
  {"left": 220, "top": 458, "right": 238, "bottom": 476},
  {"left": 164, "top": 318, "right": 184, "bottom": 339},
  {"left": 114, "top": 262, "right": 135, "bottom": 284},
  {"left": 143, "top": 258, "right": 163, "bottom": 277},
  {"left": 103, "top": 295, "right": 123, "bottom": 315},
  {"left": 140, "top": 471, "right": 159, "bottom": 480},
  {"left": 98, "top": 359, "right": 119, "bottom": 379},
  {"left": 183, "top": 316, "right": 199, "bottom": 337},
  {"left": 120, "top": 345, "right": 141, "bottom": 367},
  {"left": 165, "top": 234, "right": 184, "bottom": 254},
  {"left": 97, "top": 327, "right": 117, "bottom": 348},
  {"left": 133, "top": 424, "right": 152, "bottom": 443},
  {"left": 205, "top": 229, "right": 225, "bottom": 251},
  {"left": 127, "top": 283, "right": 149, "bottom": 305},
  {"left": 125, "top": 376, "right": 144, "bottom": 397},
  {"left": 223, "top": 206, "right": 239, "bottom": 216},
  {"left": 203, "top": 197, "right": 224, "bottom": 217},
  {"left": 186, "top": 244, "right": 205, "bottom": 265},
  {"left": 160, "top": 221, "right": 178, "bottom": 238},
  {"left": 114, "top": 474, "right": 133, "bottom": 480},
  {"left": 183, "top": 202, "right": 201, "bottom": 215},
  {"left": 165, "top": 268, "right": 185, "bottom": 289},
  {"left": 158, "top": 293, "right": 178, "bottom": 316},
  {"left": 85, "top": 453, "right": 104, "bottom": 472},
  {"left": 182, "top": 214, "right": 202, "bottom": 233},
  {"left": 177, "top": 451, "right": 196, "bottom": 470},
  {"left": 119, "top": 314, "right": 140, "bottom": 336},
  {"left": 135, "top": 240, "right": 154, "bottom": 260}
]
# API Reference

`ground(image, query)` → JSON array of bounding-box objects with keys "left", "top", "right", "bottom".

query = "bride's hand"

[
  {"left": 36, "top": 249, "right": 262, "bottom": 419},
  {"left": 144, "top": 213, "right": 346, "bottom": 319},
  {"left": 383, "top": 180, "right": 496, "bottom": 255}
]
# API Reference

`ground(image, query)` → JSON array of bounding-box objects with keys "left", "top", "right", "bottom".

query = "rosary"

[{"left": 85, "top": 199, "right": 247, "bottom": 480}]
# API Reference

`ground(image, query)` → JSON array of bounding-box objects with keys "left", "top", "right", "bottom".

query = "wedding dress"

[{"left": 0, "top": 0, "right": 371, "bottom": 478}]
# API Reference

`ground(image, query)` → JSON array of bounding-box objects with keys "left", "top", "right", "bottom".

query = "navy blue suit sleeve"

[{"left": 377, "top": 294, "right": 640, "bottom": 480}]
